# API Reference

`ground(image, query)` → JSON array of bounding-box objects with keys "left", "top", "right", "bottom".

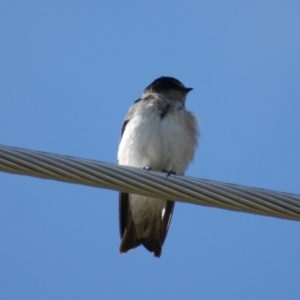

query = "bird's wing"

[{"left": 118, "top": 99, "right": 141, "bottom": 240}]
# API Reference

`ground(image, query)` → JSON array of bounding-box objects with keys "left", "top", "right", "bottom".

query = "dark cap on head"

[{"left": 144, "top": 76, "right": 193, "bottom": 94}]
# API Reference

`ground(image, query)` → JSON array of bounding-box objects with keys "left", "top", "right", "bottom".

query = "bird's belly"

[
  {"left": 159, "top": 114, "right": 192, "bottom": 174},
  {"left": 118, "top": 114, "right": 165, "bottom": 170},
  {"left": 118, "top": 110, "right": 192, "bottom": 174}
]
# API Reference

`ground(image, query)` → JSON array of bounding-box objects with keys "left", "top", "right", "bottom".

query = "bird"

[{"left": 117, "top": 76, "right": 199, "bottom": 257}]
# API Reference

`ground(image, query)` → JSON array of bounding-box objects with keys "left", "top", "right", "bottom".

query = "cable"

[{"left": 0, "top": 144, "right": 299, "bottom": 221}]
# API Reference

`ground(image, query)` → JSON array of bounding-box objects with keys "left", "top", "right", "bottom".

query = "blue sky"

[{"left": 1, "top": 1, "right": 300, "bottom": 299}]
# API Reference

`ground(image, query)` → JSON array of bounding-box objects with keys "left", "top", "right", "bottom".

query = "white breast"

[{"left": 118, "top": 99, "right": 197, "bottom": 174}]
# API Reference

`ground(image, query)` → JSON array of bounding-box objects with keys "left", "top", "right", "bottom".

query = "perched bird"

[{"left": 117, "top": 76, "right": 199, "bottom": 257}]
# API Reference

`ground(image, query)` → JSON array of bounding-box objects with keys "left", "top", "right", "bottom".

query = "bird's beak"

[{"left": 184, "top": 87, "right": 193, "bottom": 93}]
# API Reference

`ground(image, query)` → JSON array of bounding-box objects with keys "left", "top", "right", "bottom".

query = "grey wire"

[{"left": 0, "top": 144, "right": 299, "bottom": 221}]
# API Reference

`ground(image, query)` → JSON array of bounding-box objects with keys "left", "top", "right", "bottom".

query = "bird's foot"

[
  {"left": 162, "top": 170, "right": 176, "bottom": 177},
  {"left": 142, "top": 166, "right": 152, "bottom": 172}
]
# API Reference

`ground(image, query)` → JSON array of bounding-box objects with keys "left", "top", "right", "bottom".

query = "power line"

[{"left": 1, "top": 144, "right": 300, "bottom": 221}]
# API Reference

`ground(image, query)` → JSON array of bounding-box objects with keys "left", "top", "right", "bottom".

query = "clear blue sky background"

[{"left": 1, "top": 2, "right": 300, "bottom": 299}]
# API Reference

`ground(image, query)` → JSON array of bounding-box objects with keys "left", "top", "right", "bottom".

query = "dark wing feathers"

[
  {"left": 119, "top": 192, "right": 142, "bottom": 253},
  {"left": 119, "top": 192, "right": 129, "bottom": 238},
  {"left": 120, "top": 120, "right": 129, "bottom": 138},
  {"left": 161, "top": 200, "right": 175, "bottom": 243}
]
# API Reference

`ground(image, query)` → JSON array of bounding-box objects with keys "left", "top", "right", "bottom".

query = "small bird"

[{"left": 117, "top": 76, "right": 199, "bottom": 257}]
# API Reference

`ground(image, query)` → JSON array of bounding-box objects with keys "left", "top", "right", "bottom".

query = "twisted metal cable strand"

[{"left": 0, "top": 144, "right": 300, "bottom": 221}]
